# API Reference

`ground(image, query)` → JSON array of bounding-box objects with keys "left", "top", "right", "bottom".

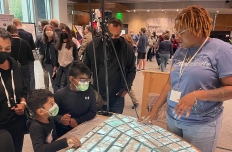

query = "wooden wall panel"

[
  {"left": 226, "top": 26, "right": 232, "bottom": 31},
  {"left": 215, "top": 14, "right": 228, "bottom": 26},
  {"left": 214, "top": 26, "right": 226, "bottom": 31},
  {"left": 73, "top": 14, "right": 90, "bottom": 26},
  {"left": 215, "top": 14, "right": 232, "bottom": 31}
]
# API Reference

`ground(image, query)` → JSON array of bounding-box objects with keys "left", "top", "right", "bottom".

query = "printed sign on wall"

[{"left": 0, "top": 14, "right": 14, "bottom": 29}]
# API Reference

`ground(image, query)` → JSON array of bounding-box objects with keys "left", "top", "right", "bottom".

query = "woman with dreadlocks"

[{"left": 139, "top": 6, "right": 232, "bottom": 151}]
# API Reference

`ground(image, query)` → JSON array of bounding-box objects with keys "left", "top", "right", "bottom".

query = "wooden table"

[
  {"left": 141, "top": 70, "right": 169, "bottom": 117},
  {"left": 59, "top": 115, "right": 200, "bottom": 152}
]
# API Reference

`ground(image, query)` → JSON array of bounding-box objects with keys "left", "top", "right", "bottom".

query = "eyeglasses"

[
  {"left": 174, "top": 29, "right": 188, "bottom": 37},
  {"left": 78, "top": 78, "right": 92, "bottom": 83}
]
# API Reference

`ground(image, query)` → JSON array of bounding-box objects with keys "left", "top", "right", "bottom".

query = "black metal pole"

[
  {"left": 101, "top": 0, "right": 110, "bottom": 113},
  {"left": 88, "top": 0, "right": 99, "bottom": 93}
]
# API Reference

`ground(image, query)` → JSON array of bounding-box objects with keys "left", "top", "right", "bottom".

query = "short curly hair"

[{"left": 175, "top": 5, "right": 212, "bottom": 37}]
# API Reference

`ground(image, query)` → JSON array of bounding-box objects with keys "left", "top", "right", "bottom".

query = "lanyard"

[
  {"left": 0, "top": 70, "right": 17, "bottom": 107},
  {"left": 179, "top": 37, "right": 209, "bottom": 81}
]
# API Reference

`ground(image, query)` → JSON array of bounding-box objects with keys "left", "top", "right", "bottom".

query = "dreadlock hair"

[{"left": 175, "top": 5, "right": 212, "bottom": 38}]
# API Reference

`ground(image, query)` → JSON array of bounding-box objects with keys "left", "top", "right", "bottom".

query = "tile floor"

[{"left": 22, "top": 57, "right": 232, "bottom": 152}]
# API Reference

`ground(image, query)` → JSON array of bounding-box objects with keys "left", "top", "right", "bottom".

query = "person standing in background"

[
  {"left": 157, "top": 33, "right": 173, "bottom": 72},
  {"left": 70, "top": 30, "right": 80, "bottom": 49},
  {"left": 78, "top": 25, "right": 92, "bottom": 60},
  {"left": 7, "top": 25, "right": 34, "bottom": 92},
  {"left": 13, "top": 18, "right": 36, "bottom": 91},
  {"left": 40, "top": 25, "right": 59, "bottom": 92},
  {"left": 137, "top": 28, "right": 148, "bottom": 71},
  {"left": 130, "top": 30, "right": 139, "bottom": 45},
  {"left": 84, "top": 17, "right": 136, "bottom": 114},
  {"left": 171, "top": 34, "right": 179, "bottom": 56},
  {"left": 55, "top": 25, "right": 78, "bottom": 89},
  {"left": 35, "top": 20, "right": 50, "bottom": 90},
  {"left": 49, "top": 19, "right": 60, "bottom": 38}
]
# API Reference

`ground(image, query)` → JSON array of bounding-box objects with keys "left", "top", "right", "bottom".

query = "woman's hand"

[
  {"left": 138, "top": 111, "right": 157, "bottom": 124},
  {"left": 174, "top": 92, "right": 196, "bottom": 118},
  {"left": 11, "top": 103, "right": 25, "bottom": 115}
]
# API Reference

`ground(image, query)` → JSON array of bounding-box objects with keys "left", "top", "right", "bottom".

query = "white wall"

[{"left": 52, "top": 0, "right": 68, "bottom": 25}]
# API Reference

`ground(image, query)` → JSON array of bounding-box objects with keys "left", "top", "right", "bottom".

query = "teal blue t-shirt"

[{"left": 168, "top": 38, "right": 232, "bottom": 125}]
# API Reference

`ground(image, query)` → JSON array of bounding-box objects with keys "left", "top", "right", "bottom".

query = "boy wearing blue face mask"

[
  {"left": 27, "top": 89, "right": 81, "bottom": 152},
  {"left": 54, "top": 61, "right": 97, "bottom": 137}
]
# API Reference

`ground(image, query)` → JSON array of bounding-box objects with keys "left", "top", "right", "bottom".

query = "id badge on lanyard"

[{"left": 169, "top": 37, "right": 209, "bottom": 103}]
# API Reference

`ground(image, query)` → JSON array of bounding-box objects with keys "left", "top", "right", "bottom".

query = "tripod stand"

[{"left": 87, "top": 0, "right": 139, "bottom": 118}]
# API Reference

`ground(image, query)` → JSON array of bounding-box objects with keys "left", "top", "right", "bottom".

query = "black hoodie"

[{"left": 0, "top": 57, "right": 27, "bottom": 129}]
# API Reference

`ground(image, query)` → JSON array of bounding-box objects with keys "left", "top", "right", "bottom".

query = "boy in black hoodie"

[{"left": 27, "top": 89, "right": 81, "bottom": 152}]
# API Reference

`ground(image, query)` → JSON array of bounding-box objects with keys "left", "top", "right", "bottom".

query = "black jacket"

[
  {"left": 35, "top": 32, "right": 44, "bottom": 54},
  {"left": 40, "top": 39, "right": 59, "bottom": 68},
  {"left": 18, "top": 29, "right": 36, "bottom": 50},
  {"left": 10, "top": 38, "right": 35, "bottom": 65},
  {"left": 0, "top": 57, "right": 28, "bottom": 129},
  {"left": 83, "top": 36, "right": 136, "bottom": 96}
]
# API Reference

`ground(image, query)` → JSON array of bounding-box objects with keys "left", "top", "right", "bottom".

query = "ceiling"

[
  {"left": 68, "top": 0, "right": 232, "bottom": 14},
  {"left": 69, "top": 0, "right": 229, "bottom": 2}
]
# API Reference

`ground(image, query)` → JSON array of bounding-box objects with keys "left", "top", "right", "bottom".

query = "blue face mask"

[{"left": 72, "top": 79, "right": 89, "bottom": 91}]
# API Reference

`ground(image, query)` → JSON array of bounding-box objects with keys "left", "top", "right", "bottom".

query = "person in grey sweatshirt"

[{"left": 157, "top": 33, "right": 173, "bottom": 72}]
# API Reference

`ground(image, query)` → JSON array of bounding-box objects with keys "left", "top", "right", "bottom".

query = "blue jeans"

[
  {"left": 28, "top": 61, "right": 35, "bottom": 91},
  {"left": 102, "top": 97, "right": 125, "bottom": 114},
  {"left": 159, "top": 54, "right": 170, "bottom": 72},
  {"left": 166, "top": 114, "right": 222, "bottom": 152},
  {"left": 20, "top": 65, "right": 30, "bottom": 92}
]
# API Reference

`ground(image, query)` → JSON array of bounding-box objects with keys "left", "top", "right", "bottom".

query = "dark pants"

[
  {"left": 102, "top": 97, "right": 125, "bottom": 114},
  {"left": 21, "top": 65, "right": 30, "bottom": 92},
  {"left": 147, "top": 47, "right": 154, "bottom": 61},
  {"left": 156, "top": 53, "right": 161, "bottom": 66},
  {"left": 44, "top": 64, "right": 58, "bottom": 92},
  {"left": 56, "top": 65, "right": 71, "bottom": 90},
  {"left": 0, "top": 119, "right": 25, "bottom": 152},
  {"left": 28, "top": 61, "right": 35, "bottom": 91}
]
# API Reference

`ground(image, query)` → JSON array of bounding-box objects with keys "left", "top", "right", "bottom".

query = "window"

[
  {"left": 8, "top": 0, "right": 34, "bottom": 22},
  {"left": 36, "top": 0, "right": 51, "bottom": 20},
  {"left": 8, "top": 0, "right": 23, "bottom": 20},
  {"left": 0, "top": 0, "right": 5, "bottom": 14}
]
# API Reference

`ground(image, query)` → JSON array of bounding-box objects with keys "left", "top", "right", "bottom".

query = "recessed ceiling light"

[{"left": 162, "top": 10, "right": 163, "bottom": 11}]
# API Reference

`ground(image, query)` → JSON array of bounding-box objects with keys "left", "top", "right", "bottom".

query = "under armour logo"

[{"left": 85, "top": 96, "right": 89, "bottom": 100}]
